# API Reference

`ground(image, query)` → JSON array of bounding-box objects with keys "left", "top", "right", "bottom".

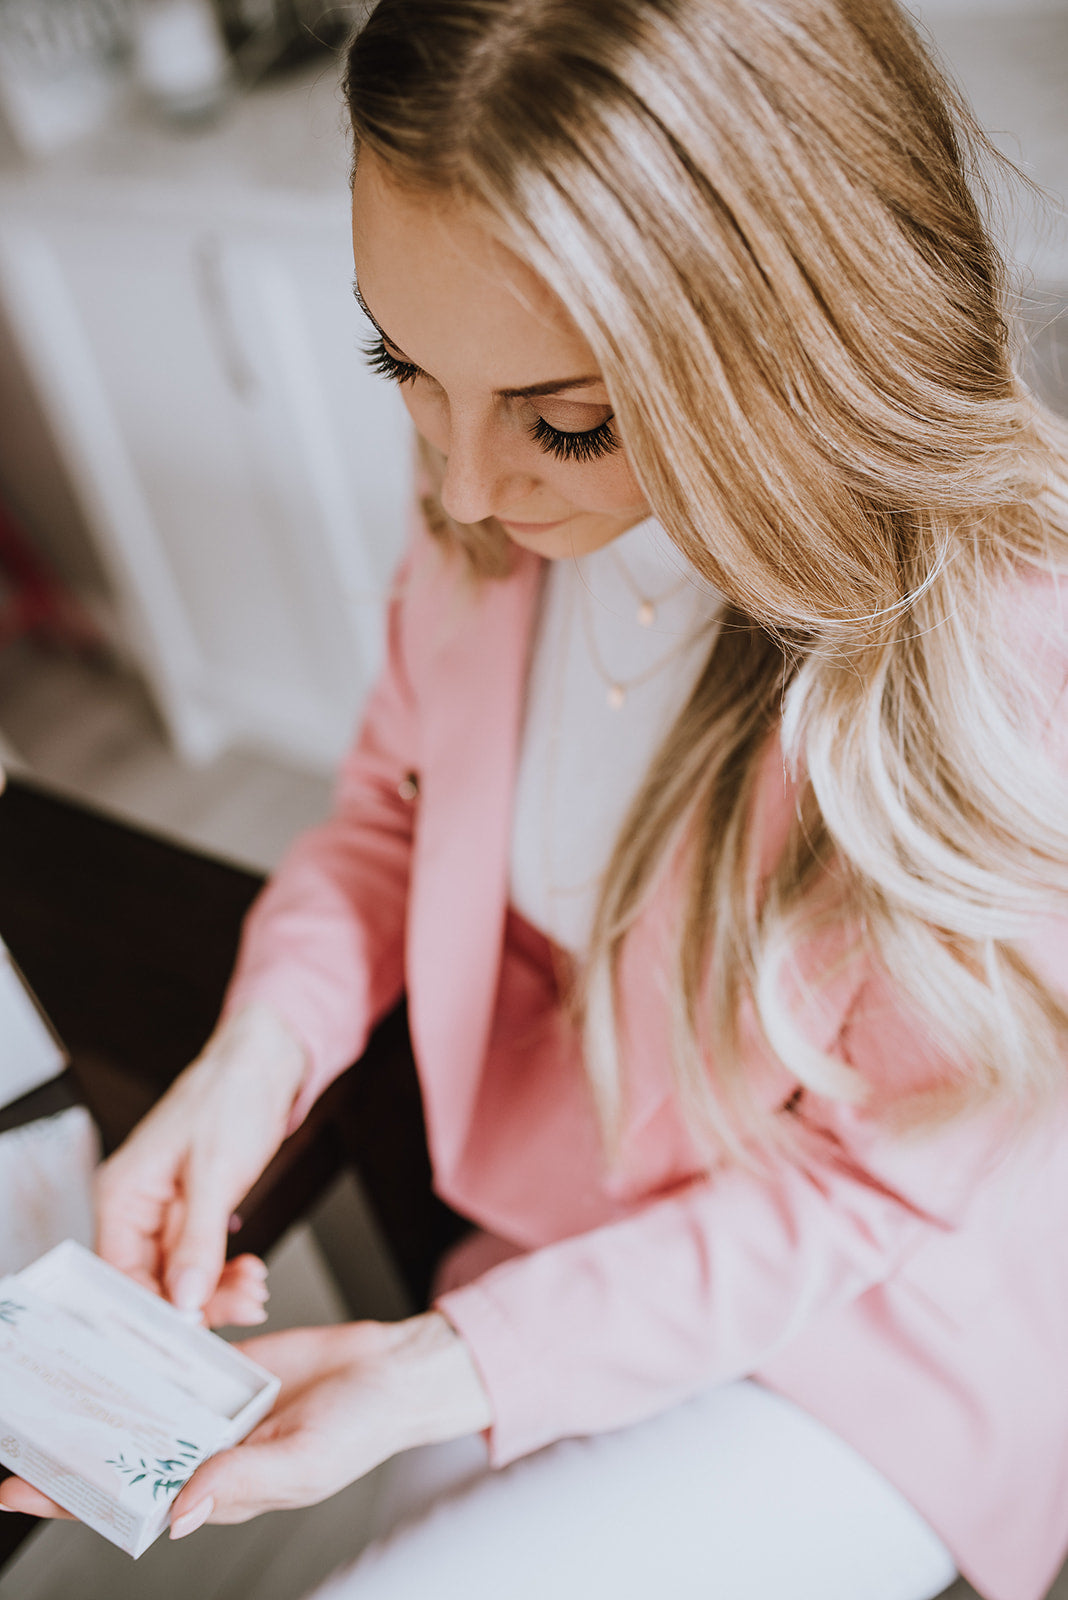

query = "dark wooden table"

[{"left": 0, "top": 775, "right": 465, "bottom": 1566}]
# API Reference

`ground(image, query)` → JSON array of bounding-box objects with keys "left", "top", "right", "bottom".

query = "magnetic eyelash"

[
  {"left": 528, "top": 414, "right": 618, "bottom": 463},
  {"left": 362, "top": 337, "right": 421, "bottom": 386},
  {"left": 363, "top": 336, "right": 619, "bottom": 463}
]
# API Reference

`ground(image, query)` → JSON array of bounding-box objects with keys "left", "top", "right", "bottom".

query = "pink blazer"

[{"left": 225, "top": 517, "right": 1068, "bottom": 1600}]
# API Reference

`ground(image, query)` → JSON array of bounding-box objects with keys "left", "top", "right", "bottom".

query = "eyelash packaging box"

[{"left": 0, "top": 1240, "right": 280, "bottom": 1556}]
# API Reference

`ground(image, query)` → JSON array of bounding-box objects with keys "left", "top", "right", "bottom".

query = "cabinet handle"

[{"left": 195, "top": 234, "right": 259, "bottom": 401}]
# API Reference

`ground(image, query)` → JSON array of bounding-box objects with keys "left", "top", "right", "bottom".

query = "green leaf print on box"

[
  {"left": 107, "top": 1439, "right": 203, "bottom": 1499},
  {"left": 0, "top": 1300, "right": 24, "bottom": 1326}
]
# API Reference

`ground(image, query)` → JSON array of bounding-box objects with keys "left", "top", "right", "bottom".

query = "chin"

[{"left": 501, "top": 528, "right": 576, "bottom": 559}]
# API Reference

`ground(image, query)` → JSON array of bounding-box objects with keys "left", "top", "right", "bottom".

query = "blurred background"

[
  {"left": 0, "top": 0, "right": 413, "bottom": 871},
  {"left": 0, "top": 1, "right": 1063, "bottom": 1597},
  {"left": 0, "top": 0, "right": 1063, "bottom": 870}
]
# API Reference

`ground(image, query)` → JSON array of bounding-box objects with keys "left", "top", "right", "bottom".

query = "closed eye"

[
  {"left": 363, "top": 337, "right": 422, "bottom": 386},
  {"left": 529, "top": 414, "right": 618, "bottom": 463}
]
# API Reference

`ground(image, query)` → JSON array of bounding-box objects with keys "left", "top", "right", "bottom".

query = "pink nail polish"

[{"left": 170, "top": 1495, "right": 214, "bottom": 1540}]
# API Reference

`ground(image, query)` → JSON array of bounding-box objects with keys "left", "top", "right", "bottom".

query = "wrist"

[
  {"left": 375, "top": 1311, "right": 493, "bottom": 1450},
  {"left": 197, "top": 1003, "right": 307, "bottom": 1112}
]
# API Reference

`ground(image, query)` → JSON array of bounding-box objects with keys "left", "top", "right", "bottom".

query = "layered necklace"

[
  {"left": 576, "top": 550, "right": 714, "bottom": 710},
  {"left": 509, "top": 518, "right": 723, "bottom": 952},
  {"left": 525, "top": 545, "right": 719, "bottom": 948}
]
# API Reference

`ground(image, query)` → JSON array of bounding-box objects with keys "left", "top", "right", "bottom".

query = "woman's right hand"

[{"left": 95, "top": 1002, "right": 307, "bottom": 1325}]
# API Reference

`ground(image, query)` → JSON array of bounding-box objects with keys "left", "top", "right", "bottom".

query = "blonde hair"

[{"left": 345, "top": 0, "right": 1068, "bottom": 1160}]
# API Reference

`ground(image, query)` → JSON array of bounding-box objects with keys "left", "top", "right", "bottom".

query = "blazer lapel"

[{"left": 406, "top": 548, "right": 544, "bottom": 1172}]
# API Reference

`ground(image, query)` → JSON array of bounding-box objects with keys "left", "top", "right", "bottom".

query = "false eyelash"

[
  {"left": 529, "top": 413, "right": 619, "bottom": 463},
  {"left": 363, "top": 337, "right": 422, "bottom": 386}
]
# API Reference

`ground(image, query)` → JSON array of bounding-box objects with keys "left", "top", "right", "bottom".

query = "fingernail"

[
  {"left": 0, "top": 1504, "right": 13, "bottom": 1512},
  {"left": 170, "top": 1495, "right": 214, "bottom": 1540},
  {"left": 171, "top": 1269, "right": 208, "bottom": 1314}
]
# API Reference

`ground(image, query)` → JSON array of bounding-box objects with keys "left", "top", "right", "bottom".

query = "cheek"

[{"left": 557, "top": 448, "right": 646, "bottom": 513}]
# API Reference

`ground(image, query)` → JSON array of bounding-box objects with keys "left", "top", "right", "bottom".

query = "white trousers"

[{"left": 305, "top": 1379, "right": 958, "bottom": 1600}]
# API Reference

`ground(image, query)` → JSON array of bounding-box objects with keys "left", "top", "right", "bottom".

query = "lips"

[{"left": 497, "top": 516, "right": 568, "bottom": 534}]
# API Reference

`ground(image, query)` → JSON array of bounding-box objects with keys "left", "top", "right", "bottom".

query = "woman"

[{"left": 4, "top": 2, "right": 1067, "bottom": 1596}]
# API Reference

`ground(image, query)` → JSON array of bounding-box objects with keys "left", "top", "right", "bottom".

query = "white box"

[{"left": 0, "top": 1240, "right": 280, "bottom": 1556}]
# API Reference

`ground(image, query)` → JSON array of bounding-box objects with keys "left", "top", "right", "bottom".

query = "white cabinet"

[{"left": 0, "top": 86, "right": 412, "bottom": 770}]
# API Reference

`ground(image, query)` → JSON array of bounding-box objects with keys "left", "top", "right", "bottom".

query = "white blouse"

[{"left": 509, "top": 517, "right": 721, "bottom": 953}]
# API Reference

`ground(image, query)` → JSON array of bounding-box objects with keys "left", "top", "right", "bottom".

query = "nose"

[{"left": 438, "top": 411, "right": 538, "bottom": 526}]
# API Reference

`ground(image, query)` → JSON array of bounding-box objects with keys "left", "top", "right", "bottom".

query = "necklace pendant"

[
  {"left": 607, "top": 682, "right": 626, "bottom": 710},
  {"left": 637, "top": 599, "right": 655, "bottom": 627}
]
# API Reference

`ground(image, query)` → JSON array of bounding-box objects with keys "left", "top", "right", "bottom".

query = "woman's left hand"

[
  {"left": 166, "top": 1312, "right": 492, "bottom": 1535},
  {"left": 0, "top": 1313, "right": 490, "bottom": 1530}
]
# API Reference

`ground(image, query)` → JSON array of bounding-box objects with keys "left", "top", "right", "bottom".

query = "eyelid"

[
  {"left": 534, "top": 397, "right": 613, "bottom": 424},
  {"left": 383, "top": 335, "right": 423, "bottom": 372}
]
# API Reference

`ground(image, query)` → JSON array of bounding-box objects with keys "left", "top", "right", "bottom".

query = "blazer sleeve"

[
  {"left": 221, "top": 534, "right": 423, "bottom": 1128},
  {"left": 434, "top": 1070, "right": 1022, "bottom": 1466},
  {"left": 437, "top": 667, "right": 1068, "bottom": 1469}
]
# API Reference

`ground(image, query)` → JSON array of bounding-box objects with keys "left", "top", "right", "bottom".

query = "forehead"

[{"left": 351, "top": 152, "right": 597, "bottom": 377}]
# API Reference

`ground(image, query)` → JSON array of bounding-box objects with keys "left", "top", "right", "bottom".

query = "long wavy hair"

[{"left": 344, "top": 0, "right": 1068, "bottom": 1161}]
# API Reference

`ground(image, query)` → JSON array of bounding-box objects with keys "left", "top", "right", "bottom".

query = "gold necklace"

[
  {"left": 532, "top": 570, "right": 714, "bottom": 953},
  {"left": 577, "top": 579, "right": 717, "bottom": 710},
  {"left": 610, "top": 547, "right": 692, "bottom": 627},
  {"left": 536, "top": 576, "right": 656, "bottom": 939}
]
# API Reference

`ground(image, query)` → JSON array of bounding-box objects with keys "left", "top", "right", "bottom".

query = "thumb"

[
  {"left": 165, "top": 1176, "right": 234, "bottom": 1315},
  {"left": 169, "top": 1435, "right": 300, "bottom": 1530}
]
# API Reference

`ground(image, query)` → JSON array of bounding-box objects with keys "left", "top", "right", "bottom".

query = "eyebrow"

[{"left": 352, "top": 278, "right": 604, "bottom": 401}]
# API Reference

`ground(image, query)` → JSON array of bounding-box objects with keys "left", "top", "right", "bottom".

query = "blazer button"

[{"left": 397, "top": 773, "right": 419, "bottom": 802}]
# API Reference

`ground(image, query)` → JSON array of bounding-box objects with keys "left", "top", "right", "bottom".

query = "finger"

[
  {"left": 226, "top": 1254, "right": 269, "bottom": 1283},
  {"left": 169, "top": 1491, "right": 214, "bottom": 1541},
  {"left": 204, "top": 1290, "right": 268, "bottom": 1328},
  {"left": 163, "top": 1168, "right": 234, "bottom": 1316},
  {"left": 203, "top": 1256, "right": 269, "bottom": 1326},
  {"left": 169, "top": 1435, "right": 310, "bottom": 1528},
  {"left": 0, "top": 1479, "right": 75, "bottom": 1519},
  {"left": 217, "top": 1255, "right": 269, "bottom": 1296},
  {"left": 94, "top": 1169, "right": 169, "bottom": 1293},
  {"left": 94, "top": 1129, "right": 203, "bottom": 1295}
]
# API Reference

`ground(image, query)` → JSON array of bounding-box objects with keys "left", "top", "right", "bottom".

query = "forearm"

[{"left": 186, "top": 1002, "right": 308, "bottom": 1116}]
